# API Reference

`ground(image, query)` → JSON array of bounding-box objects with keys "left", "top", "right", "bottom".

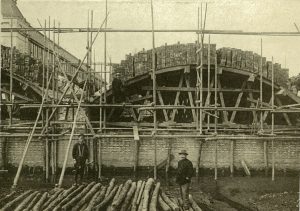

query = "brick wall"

[{"left": 1, "top": 134, "right": 300, "bottom": 171}]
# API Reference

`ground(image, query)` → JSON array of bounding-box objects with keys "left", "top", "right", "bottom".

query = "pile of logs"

[{"left": 0, "top": 178, "right": 202, "bottom": 211}]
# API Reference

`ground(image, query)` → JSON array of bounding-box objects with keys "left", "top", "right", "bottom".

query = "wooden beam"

[
  {"left": 0, "top": 88, "right": 34, "bottom": 102},
  {"left": 217, "top": 78, "right": 229, "bottom": 123},
  {"left": 142, "top": 86, "right": 259, "bottom": 93},
  {"left": 157, "top": 91, "right": 168, "bottom": 121},
  {"left": 275, "top": 97, "right": 292, "bottom": 126},
  {"left": 263, "top": 97, "right": 273, "bottom": 122},
  {"left": 185, "top": 74, "right": 197, "bottom": 122},
  {"left": 230, "top": 81, "right": 247, "bottom": 123},
  {"left": 202, "top": 76, "right": 214, "bottom": 121},
  {"left": 137, "top": 91, "right": 150, "bottom": 122},
  {"left": 133, "top": 126, "right": 140, "bottom": 176},
  {"left": 247, "top": 83, "right": 258, "bottom": 124},
  {"left": 170, "top": 73, "right": 184, "bottom": 122}
]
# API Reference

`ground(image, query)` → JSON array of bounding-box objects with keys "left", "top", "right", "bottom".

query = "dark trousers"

[
  {"left": 74, "top": 159, "right": 85, "bottom": 184},
  {"left": 180, "top": 183, "right": 190, "bottom": 210}
]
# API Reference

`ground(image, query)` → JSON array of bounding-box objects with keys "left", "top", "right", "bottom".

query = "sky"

[{"left": 17, "top": 0, "right": 300, "bottom": 76}]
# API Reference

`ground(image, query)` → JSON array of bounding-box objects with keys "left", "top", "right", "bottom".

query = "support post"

[
  {"left": 150, "top": 0, "right": 157, "bottom": 180},
  {"left": 133, "top": 126, "right": 140, "bottom": 177},
  {"left": 260, "top": 38, "right": 263, "bottom": 131},
  {"left": 196, "top": 140, "right": 203, "bottom": 183},
  {"left": 271, "top": 57, "right": 275, "bottom": 181},
  {"left": 230, "top": 140, "right": 234, "bottom": 177},
  {"left": 9, "top": 17, "right": 13, "bottom": 125}
]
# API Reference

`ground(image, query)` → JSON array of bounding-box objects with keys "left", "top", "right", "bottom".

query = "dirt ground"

[{"left": 0, "top": 173, "right": 298, "bottom": 211}]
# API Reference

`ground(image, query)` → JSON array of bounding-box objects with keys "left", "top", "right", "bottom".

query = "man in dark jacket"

[
  {"left": 112, "top": 73, "right": 125, "bottom": 103},
  {"left": 176, "top": 150, "right": 194, "bottom": 210},
  {"left": 72, "top": 133, "right": 89, "bottom": 185}
]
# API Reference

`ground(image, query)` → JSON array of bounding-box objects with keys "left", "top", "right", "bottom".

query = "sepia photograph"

[{"left": 1, "top": 0, "right": 300, "bottom": 210}]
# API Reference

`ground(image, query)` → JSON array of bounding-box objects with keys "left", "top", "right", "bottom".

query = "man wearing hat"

[
  {"left": 72, "top": 133, "right": 89, "bottom": 185},
  {"left": 112, "top": 72, "right": 125, "bottom": 103},
  {"left": 176, "top": 150, "right": 194, "bottom": 210}
]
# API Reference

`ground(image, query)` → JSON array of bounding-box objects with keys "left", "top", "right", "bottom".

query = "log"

[
  {"left": 149, "top": 182, "right": 161, "bottom": 211},
  {"left": 120, "top": 181, "right": 137, "bottom": 211},
  {"left": 23, "top": 193, "right": 41, "bottom": 211},
  {"left": 137, "top": 181, "right": 146, "bottom": 206},
  {"left": 87, "top": 186, "right": 107, "bottom": 210},
  {"left": 32, "top": 192, "right": 48, "bottom": 211},
  {"left": 188, "top": 194, "right": 202, "bottom": 211},
  {"left": 42, "top": 188, "right": 64, "bottom": 209},
  {"left": 15, "top": 191, "right": 39, "bottom": 211},
  {"left": 105, "top": 178, "right": 116, "bottom": 198},
  {"left": 52, "top": 185, "right": 85, "bottom": 211},
  {"left": 107, "top": 184, "right": 124, "bottom": 211},
  {"left": 142, "top": 178, "right": 155, "bottom": 211},
  {"left": 62, "top": 182, "right": 96, "bottom": 210},
  {"left": 94, "top": 185, "right": 119, "bottom": 211},
  {"left": 161, "top": 192, "right": 179, "bottom": 211},
  {"left": 157, "top": 194, "right": 171, "bottom": 211},
  {"left": 72, "top": 183, "right": 102, "bottom": 211},
  {"left": 110, "top": 180, "right": 132, "bottom": 211},
  {"left": 83, "top": 190, "right": 101, "bottom": 211},
  {"left": 241, "top": 160, "right": 251, "bottom": 176},
  {"left": 1, "top": 190, "right": 33, "bottom": 211},
  {"left": 44, "top": 185, "right": 77, "bottom": 211},
  {"left": 130, "top": 180, "right": 143, "bottom": 211},
  {"left": 0, "top": 191, "right": 16, "bottom": 207}
]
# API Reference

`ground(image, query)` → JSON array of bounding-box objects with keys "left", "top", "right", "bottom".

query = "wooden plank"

[
  {"left": 157, "top": 91, "right": 168, "bottom": 121},
  {"left": 170, "top": 73, "right": 184, "bottom": 121},
  {"left": 217, "top": 78, "right": 229, "bottom": 123},
  {"left": 230, "top": 81, "right": 247, "bottom": 123},
  {"left": 142, "top": 86, "right": 259, "bottom": 93},
  {"left": 185, "top": 74, "right": 197, "bottom": 122},
  {"left": 133, "top": 126, "right": 139, "bottom": 175},
  {"left": 275, "top": 97, "right": 292, "bottom": 125}
]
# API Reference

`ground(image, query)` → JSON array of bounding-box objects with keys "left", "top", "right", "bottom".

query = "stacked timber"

[
  {"left": 113, "top": 42, "right": 289, "bottom": 87},
  {"left": 216, "top": 47, "right": 289, "bottom": 87},
  {"left": 0, "top": 178, "right": 203, "bottom": 211}
]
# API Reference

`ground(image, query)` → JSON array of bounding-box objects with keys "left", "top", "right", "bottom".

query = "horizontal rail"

[{"left": 2, "top": 28, "right": 300, "bottom": 36}]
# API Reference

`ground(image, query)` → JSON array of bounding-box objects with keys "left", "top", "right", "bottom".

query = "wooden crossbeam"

[
  {"left": 142, "top": 86, "right": 259, "bottom": 93},
  {"left": 263, "top": 97, "right": 273, "bottom": 121},
  {"left": 217, "top": 78, "right": 229, "bottom": 123},
  {"left": 275, "top": 97, "right": 292, "bottom": 126},
  {"left": 230, "top": 81, "right": 247, "bottom": 123},
  {"left": 157, "top": 91, "right": 168, "bottom": 121},
  {"left": 171, "top": 73, "right": 184, "bottom": 121},
  {"left": 138, "top": 91, "right": 150, "bottom": 121},
  {"left": 0, "top": 88, "right": 34, "bottom": 102},
  {"left": 247, "top": 83, "right": 258, "bottom": 124},
  {"left": 202, "top": 77, "right": 215, "bottom": 121},
  {"left": 185, "top": 74, "right": 197, "bottom": 122}
]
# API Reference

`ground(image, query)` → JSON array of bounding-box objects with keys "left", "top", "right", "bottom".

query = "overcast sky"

[{"left": 17, "top": 0, "right": 300, "bottom": 76}]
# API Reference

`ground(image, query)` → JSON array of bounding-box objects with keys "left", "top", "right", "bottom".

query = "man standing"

[
  {"left": 72, "top": 133, "right": 89, "bottom": 185},
  {"left": 112, "top": 72, "right": 125, "bottom": 103},
  {"left": 176, "top": 150, "right": 194, "bottom": 210}
]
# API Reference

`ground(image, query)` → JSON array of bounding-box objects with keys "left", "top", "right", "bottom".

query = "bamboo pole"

[
  {"left": 214, "top": 52, "right": 217, "bottom": 133},
  {"left": 150, "top": 0, "right": 157, "bottom": 180},
  {"left": 9, "top": 17, "right": 13, "bottom": 126},
  {"left": 230, "top": 140, "right": 234, "bottom": 177},
  {"left": 260, "top": 38, "right": 263, "bottom": 131},
  {"left": 207, "top": 35, "right": 211, "bottom": 130},
  {"left": 214, "top": 140, "right": 218, "bottom": 180},
  {"left": 104, "top": 0, "right": 108, "bottom": 129},
  {"left": 98, "top": 64, "right": 103, "bottom": 179},
  {"left": 11, "top": 73, "right": 54, "bottom": 189},
  {"left": 199, "top": 4, "right": 203, "bottom": 133},
  {"left": 271, "top": 57, "right": 275, "bottom": 181},
  {"left": 196, "top": 6, "right": 200, "bottom": 133},
  {"left": 3, "top": 27, "right": 300, "bottom": 36},
  {"left": 58, "top": 80, "right": 87, "bottom": 188}
]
